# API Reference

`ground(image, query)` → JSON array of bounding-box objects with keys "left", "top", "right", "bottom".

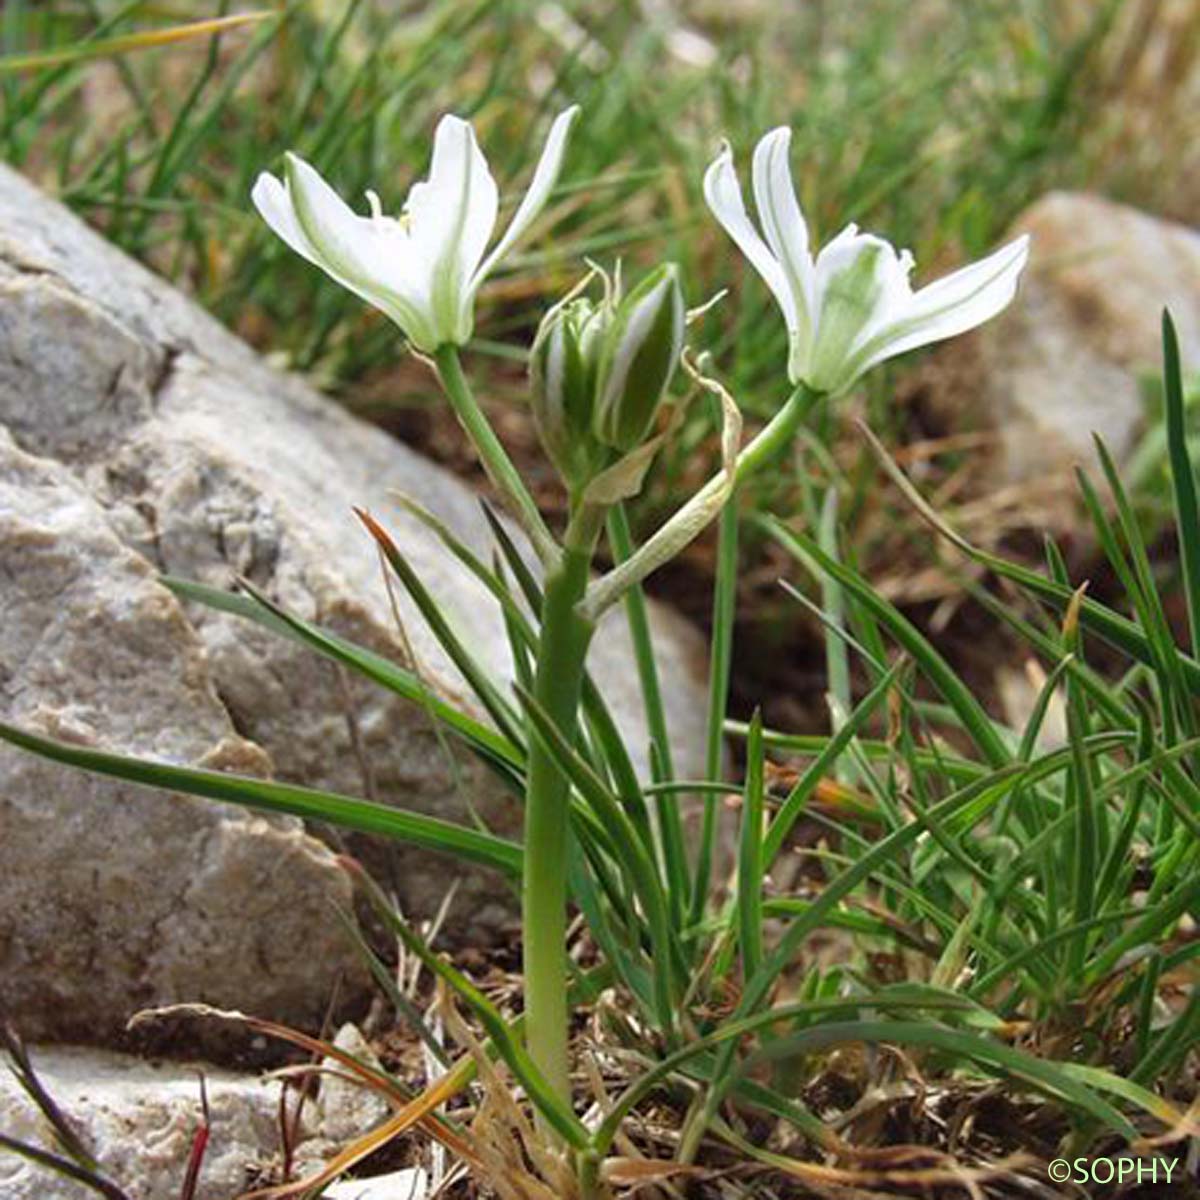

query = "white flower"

[
  {"left": 252, "top": 107, "right": 580, "bottom": 351},
  {"left": 704, "top": 126, "right": 1030, "bottom": 395}
]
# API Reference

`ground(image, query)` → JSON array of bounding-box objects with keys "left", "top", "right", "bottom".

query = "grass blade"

[
  {"left": 162, "top": 576, "right": 523, "bottom": 785},
  {"left": 1163, "top": 309, "right": 1200, "bottom": 660},
  {"left": 0, "top": 720, "right": 521, "bottom": 877},
  {"left": 736, "top": 711, "right": 766, "bottom": 982},
  {"left": 0, "top": 13, "right": 273, "bottom": 72}
]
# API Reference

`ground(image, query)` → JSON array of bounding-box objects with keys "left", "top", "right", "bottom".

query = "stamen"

[{"left": 365, "top": 189, "right": 384, "bottom": 221}]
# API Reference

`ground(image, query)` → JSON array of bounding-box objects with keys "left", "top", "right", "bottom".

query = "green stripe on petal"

[
  {"left": 282, "top": 153, "right": 437, "bottom": 349},
  {"left": 805, "top": 231, "right": 887, "bottom": 392}
]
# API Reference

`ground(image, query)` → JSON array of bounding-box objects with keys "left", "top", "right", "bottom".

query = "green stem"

[
  {"left": 434, "top": 344, "right": 558, "bottom": 563},
  {"left": 523, "top": 543, "right": 595, "bottom": 1116}
]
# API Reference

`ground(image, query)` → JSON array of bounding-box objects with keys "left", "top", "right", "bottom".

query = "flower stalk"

[
  {"left": 520, "top": 541, "right": 596, "bottom": 1113},
  {"left": 433, "top": 345, "right": 559, "bottom": 564}
]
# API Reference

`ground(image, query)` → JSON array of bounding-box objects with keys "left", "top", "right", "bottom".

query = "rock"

[
  {"left": 314, "top": 1024, "right": 392, "bottom": 1142},
  {"left": 0, "top": 1045, "right": 285, "bottom": 1200},
  {"left": 0, "top": 164, "right": 710, "bottom": 1040},
  {"left": 922, "top": 192, "right": 1200, "bottom": 524},
  {"left": 0, "top": 430, "right": 367, "bottom": 1049},
  {"left": 324, "top": 1168, "right": 430, "bottom": 1199},
  {"left": 0, "top": 1041, "right": 437, "bottom": 1199}
]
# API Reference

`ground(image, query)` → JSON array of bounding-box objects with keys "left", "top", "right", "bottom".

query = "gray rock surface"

[
  {"left": 0, "top": 164, "right": 710, "bottom": 1042},
  {"left": 923, "top": 191, "right": 1200, "bottom": 525},
  {"left": 313, "top": 1024, "right": 392, "bottom": 1142},
  {"left": 324, "top": 1168, "right": 429, "bottom": 1199},
  {"left": 0, "top": 1044, "right": 286, "bottom": 1200},
  {"left": 0, "top": 430, "right": 366, "bottom": 1046},
  {"left": 0, "top": 1040, "right": 434, "bottom": 1199}
]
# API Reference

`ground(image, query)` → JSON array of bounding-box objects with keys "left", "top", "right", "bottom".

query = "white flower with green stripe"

[
  {"left": 252, "top": 107, "right": 579, "bottom": 352},
  {"left": 705, "top": 126, "right": 1030, "bottom": 395}
]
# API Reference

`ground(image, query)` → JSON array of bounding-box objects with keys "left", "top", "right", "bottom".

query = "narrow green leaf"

[
  {"left": 340, "top": 859, "right": 590, "bottom": 1150},
  {"left": 855, "top": 420, "right": 1200, "bottom": 694},
  {"left": 607, "top": 504, "right": 689, "bottom": 921},
  {"left": 818, "top": 488, "right": 854, "bottom": 779},
  {"left": 595, "top": 998, "right": 1141, "bottom": 1158},
  {"left": 356, "top": 508, "right": 527, "bottom": 751},
  {"left": 741, "top": 1022, "right": 1136, "bottom": 1137},
  {"left": 762, "top": 659, "right": 906, "bottom": 866},
  {"left": 1062, "top": 587, "right": 1097, "bottom": 977},
  {"left": 691, "top": 494, "right": 741, "bottom": 925},
  {"left": 162, "top": 576, "right": 524, "bottom": 784},
  {"left": 1163, "top": 310, "right": 1200, "bottom": 660},
  {"left": 737, "top": 712, "right": 766, "bottom": 982},
  {"left": 0, "top": 721, "right": 522, "bottom": 877},
  {"left": 765, "top": 517, "right": 1010, "bottom": 768}
]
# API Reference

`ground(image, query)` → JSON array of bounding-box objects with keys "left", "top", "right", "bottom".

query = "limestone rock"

[
  {"left": 314, "top": 1024, "right": 392, "bottom": 1142},
  {"left": 923, "top": 192, "right": 1200, "bottom": 524},
  {"left": 0, "top": 164, "right": 710, "bottom": 1041},
  {"left": 325, "top": 1168, "right": 429, "bottom": 1199},
  {"left": 0, "top": 1045, "right": 284, "bottom": 1200},
  {"left": 0, "top": 431, "right": 366, "bottom": 1047},
  {"left": 0, "top": 1041, "right": 437, "bottom": 1200}
]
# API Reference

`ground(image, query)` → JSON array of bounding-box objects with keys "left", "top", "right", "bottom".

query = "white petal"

[
  {"left": 838, "top": 236, "right": 916, "bottom": 358},
  {"left": 703, "top": 141, "right": 797, "bottom": 334},
  {"left": 750, "top": 127, "right": 814, "bottom": 331},
  {"left": 804, "top": 224, "right": 897, "bottom": 389},
  {"left": 284, "top": 153, "right": 393, "bottom": 286},
  {"left": 474, "top": 105, "right": 581, "bottom": 288},
  {"left": 280, "top": 153, "right": 436, "bottom": 348},
  {"left": 251, "top": 172, "right": 318, "bottom": 264},
  {"left": 854, "top": 234, "right": 1030, "bottom": 373},
  {"left": 904, "top": 234, "right": 1029, "bottom": 327},
  {"left": 403, "top": 113, "right": 496, "bottom": 294}
]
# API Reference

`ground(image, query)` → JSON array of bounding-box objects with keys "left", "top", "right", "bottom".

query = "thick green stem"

[
  {"left": 523, "top": 545, "right": 595, "bottom": 1115},
  {"left": 434, "top": 344, "right": 559, "bottom": 564}
]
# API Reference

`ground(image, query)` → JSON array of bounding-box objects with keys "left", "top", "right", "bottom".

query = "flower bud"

[
  {"left": 593, "top": 263, "right": 685, "bottom": 452},
  {"left": 529, "top": 296, "right": 608, "bottom": 487}
]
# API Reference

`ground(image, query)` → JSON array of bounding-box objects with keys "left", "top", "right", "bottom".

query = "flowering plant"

[
  {"left": 245, "top": 109, "right": 1031, "bottom": 1163},
  {"left": 704, "top": 127, "right": 1030, "bottom": 395},
  {"left": 253, "top": 108, "right": 578, "bottom": 352},
  {"left": 32, "top": 103, "right": 1167, "bottom": 1200}
]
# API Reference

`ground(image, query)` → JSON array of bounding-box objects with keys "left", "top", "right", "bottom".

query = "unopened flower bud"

[
  {"left": 529, "top": 297, "right": 608, "bottom": 487},
  {"left": 593, "top": 263, "right": 685, "bottom": 452}
]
